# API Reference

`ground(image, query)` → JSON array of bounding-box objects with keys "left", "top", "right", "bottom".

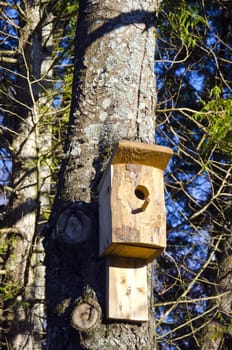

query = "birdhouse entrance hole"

[
  {"left": 134, "top": 185, "right": 150, "bottom": 213},
  {"left": 135, "top": 185, "right": 148, "bottom": 200}
]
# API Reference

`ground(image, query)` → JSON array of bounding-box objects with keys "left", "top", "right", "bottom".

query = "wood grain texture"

[
  {"left": 112, "top": 140, "right": 173, "bottom": 169},
  {"left": 107, "top": 257, "right": 148, "bottom": 321},
  {"left": 71, "top": 301, "right": 99, "bottom": 331}
]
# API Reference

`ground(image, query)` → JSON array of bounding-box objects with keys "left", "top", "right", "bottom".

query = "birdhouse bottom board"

[{"left": 107, "top": 257, "right": 148, "bottom": 321}]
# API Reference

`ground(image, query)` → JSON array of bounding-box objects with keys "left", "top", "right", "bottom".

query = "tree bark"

[{"left": 46, "top": 0, "right": 160, "bottom": 349}]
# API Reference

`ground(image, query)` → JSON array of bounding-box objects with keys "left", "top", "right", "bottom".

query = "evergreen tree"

[{"left": 155, "top": 1, "right": 232, "bottom": 349}]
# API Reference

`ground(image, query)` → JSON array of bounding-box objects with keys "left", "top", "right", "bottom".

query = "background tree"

[
  {"left": 154, "top": 0, "right": 232, "bottom": 349},
  {"left": 0, "top": 1, "right": 78, "bottom": 348}
]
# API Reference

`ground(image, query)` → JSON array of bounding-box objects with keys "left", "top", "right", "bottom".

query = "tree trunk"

[
  {"left": 45, "top": 0, "right": 160, "bottom": 349},
  {"left": 200, "top": 233, "right": 232, "bottom": 350},
  {"left": 2, "top": 2, "right": 53, "bottom": 348}
]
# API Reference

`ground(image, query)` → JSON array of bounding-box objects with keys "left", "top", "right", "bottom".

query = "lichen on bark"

[{"left": 59, "top": 0, "right": 158, "bottom": 203}]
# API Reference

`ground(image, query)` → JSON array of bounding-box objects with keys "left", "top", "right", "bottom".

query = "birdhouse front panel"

[{"left": 111, "top": 163, "right": 166, "bottom": 244}]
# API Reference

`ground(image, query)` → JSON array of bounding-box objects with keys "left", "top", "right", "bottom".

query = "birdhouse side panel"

[{"left": 99, "top": 167, "right": 113, "bottom": 256}]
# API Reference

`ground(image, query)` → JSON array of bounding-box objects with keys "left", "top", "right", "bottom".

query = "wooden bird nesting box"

[{"left": 99, "top": 140, "right": 173, "bottom": 263}]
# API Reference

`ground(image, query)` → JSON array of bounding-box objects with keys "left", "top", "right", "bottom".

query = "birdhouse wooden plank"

[
  {"left": 99, "top": 140, "right": 173, "bottom": 263},
  {"left": 107, "top": 257, "right": 148, "bottom": 321}
]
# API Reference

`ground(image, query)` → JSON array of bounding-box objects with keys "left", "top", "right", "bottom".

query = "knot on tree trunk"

[
  {"left": 71, "top": 287, "right": 102, "bottom": 332},
  {"left": 55, "top": 205, "right": 92, "bottom": 244}
]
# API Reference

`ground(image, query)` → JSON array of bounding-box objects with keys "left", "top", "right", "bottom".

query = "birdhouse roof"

[{"left": 111, "top": 140, "right": 173, "bottom": 170}]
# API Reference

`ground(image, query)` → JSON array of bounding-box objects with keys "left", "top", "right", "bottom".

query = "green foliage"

[
  {"left": 194, "top": 86, "right": 232, "bottom": 158},
  {"left": 0, "top": 282, "right": 22, "bottom": 301},
  {"left": 0, "top": 233, "right": 21, "bottom": 301},
  {"left": 159, "top": 0, "right": 206, "bottom": 48},
  {"left": 55, "top": 297, "right": 72, "bottom": 316},
  {"left": 203, "top": 318, "right": 232, "bottom": 343},
  {"left": 156, "top": 1, "right": 232, "bottom": 348},
  {"left": 66, "top": 1, "right": 79, "bottom": 32},
  {"left": 228, "top": 322, "right": 232, "bottom": 336},
  {"left": 53, "top": 0, "right": 79, "bottom": 58}
]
